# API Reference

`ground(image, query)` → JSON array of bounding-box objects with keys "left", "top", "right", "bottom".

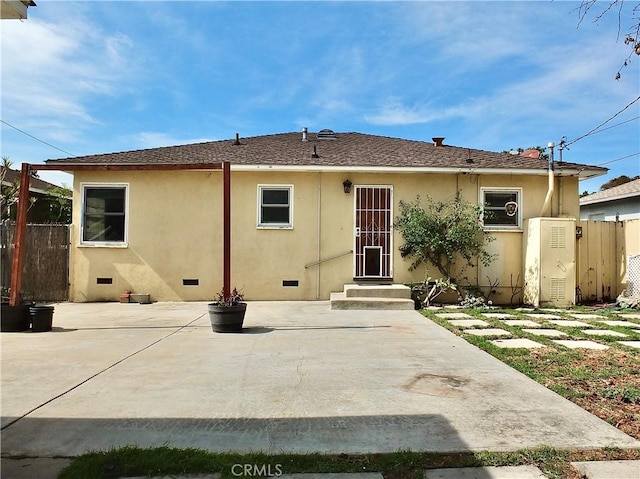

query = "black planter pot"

[
  {"left": 1, "top": 303, "right": 31, "bottom": 332},
  {"left": 207, "top": 303, "right": 247, "bottom": 333},
  {"left": 30, "top": 305, "right": 54, "bottom": 332}
]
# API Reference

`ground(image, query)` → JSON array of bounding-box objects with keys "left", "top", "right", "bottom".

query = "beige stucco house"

[{"left": 45, "top": 130, "right": 606, "bottom": 304}]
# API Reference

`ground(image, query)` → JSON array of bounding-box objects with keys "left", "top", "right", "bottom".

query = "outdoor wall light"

[{"left": 343, "top": 179, "right": 353, "bottom": 194}]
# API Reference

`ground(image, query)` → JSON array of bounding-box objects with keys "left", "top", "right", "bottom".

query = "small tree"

[{"left": 394, "top": 193, "right": 495, "bottom": 288}]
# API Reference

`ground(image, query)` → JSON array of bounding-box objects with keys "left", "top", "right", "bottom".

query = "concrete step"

[
  {"left": 330, "top": 292, "right": 415, "bottom": 310},
  {"left": 343, "top": 283, "right": 412, "bottom": 299}
]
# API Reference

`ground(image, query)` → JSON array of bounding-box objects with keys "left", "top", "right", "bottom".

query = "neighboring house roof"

[
  {"left": 45, "top": 131, "right": 607, "bottom": 178},
  {"left": 1, "top": 166, "right": 62, "bottom": 195},
  {"left": 580, "top": 178, "right": 640, "bottom": 206},
  {"left": 1, "top": 0, "right": 36, "bottom": 20}
]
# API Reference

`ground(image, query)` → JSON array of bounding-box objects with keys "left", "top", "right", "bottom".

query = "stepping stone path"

[
  {"left": 524, "top": 313, "right": 562, "bottom": 319},
  {"left": 464, "top": 328, "right": 511, "bottom": 337},
  {"left": 582, "top": 329, "right": 628, "bottom": 337},
  {"left": 599, "top": 320, "right": 640, "bottom": 329},
  {"left": 567, "top": 313, "right": 606, "bottom": 320},
  {"left": 481, "top": 313, "right": 515, "bottom": 319},
  {"left": 435, "top": 312, "right": 473, "bottom": 319},
  {"left": 551, "top": 340, "right": 609, "bottom": 350},
  {"left": 546, "top": 320, "right": 594, "bottom": 328},
  {"left": 424, "top": 464, "right": 546, "bottom": 479},
  {"left": 620, "top": 313, "right": 640, "bottom": 320},
  {"left": 522, "top": 328, "right": 567, "bottom": 338},
  {"left": 500, "top": 319, "right": 542, "bottom": 328},
  {"left": 617, "top": 341, "right": 640, "bottom": 349},
  {"left": 448, "top": 319, "right": 490, "bottom": 328},
  {"left": 491, "top": 338, "right": 546, "bottom": 349}
]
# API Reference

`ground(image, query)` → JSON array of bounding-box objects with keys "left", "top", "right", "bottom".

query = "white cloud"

[
  {"left": 1, "top": 10, "right": 136, "bottom": 144},
  {"left": 128, "top": 132, "right": 217, "bottom": 149}
]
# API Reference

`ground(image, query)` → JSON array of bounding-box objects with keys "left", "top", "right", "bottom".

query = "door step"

[{"left": 330, "top": 284, "right": 414, "bottom": 310}]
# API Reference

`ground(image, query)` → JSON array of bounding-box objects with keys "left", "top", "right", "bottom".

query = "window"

[
  {"left": 81, "top": 185, "right": 128, "bottom": 245},
  {"left": 481, "top": 188, "right": 521, "bottom": 230},
  {"left": 258, "top": 185, "right": 293, "bottom": 228}
]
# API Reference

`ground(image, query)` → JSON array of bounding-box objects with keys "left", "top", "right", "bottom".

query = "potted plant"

[{"left": 207, "top": 288, "right": 246, "bottom": 333}]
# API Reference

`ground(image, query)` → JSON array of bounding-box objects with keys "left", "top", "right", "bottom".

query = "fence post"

[{"left": 9, "top": 163, "right": 31, "bottom": 306}]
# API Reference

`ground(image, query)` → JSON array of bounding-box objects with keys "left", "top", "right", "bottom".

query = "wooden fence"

[
  {"left": 1, "top": 223, "right": 70, "bottom": 302},
  {"left": 576, "top": 219, "right": 640, "bottom": 303}
]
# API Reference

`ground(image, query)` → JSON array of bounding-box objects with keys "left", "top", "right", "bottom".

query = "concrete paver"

[
  {"left": 571, "top": 460, "right": 640, "bottom": 479},
  {"left": 522, "top": 328, "right": 567, "bottom": 337},
  {"left": 619, "top": 313, "right": 640, "bottom": 320},
  {"left": 490, "top": 338, "right": 546, "bottom": 349},
  {"left": 447, "top": 319, "right": 490, "bottom": 327},
  {"left": 551, "top": 340, "right": 610, "bottom": 350},
  {"left": 524, "top": 313, "right": 562, "bottom": 319},
  {"left": 500, "top": 319, "right": 542, "bottom": 328},
  {"left": 599, "top": 320, "right": 640, "bottom": 328},
  {"left": 582, "top": 329, "right": 628, "bottom": 337},
  {"left": 2, "top": 301, "right": 639, "bottom": 477},
  {"left": 0, "top": 457, "right": 72, "bottom": 479},
  {"left": 480, "top": 313, "right": 515, "bottom": 319},
  {"left": 424, "top": 465, "right": 546, "bottom": 478},
  {"left": 463, "top": 328, "right": 511, "bottom": 337},
  {"left": 546, "top": 320, "right": 594, "bottom": 328},
  {"left": 618, "top": 341, "right": 640, "bottom": 349},
  {"left": 435, "top": 312, "right": 473, "bottom": 319},
  {"left": 567, "top": 313, "right": 606, "bottom": 320}
]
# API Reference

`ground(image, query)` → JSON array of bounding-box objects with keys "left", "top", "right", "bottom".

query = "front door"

[{"left": 354, "top": 186, "right": 393, "bottom": 279}]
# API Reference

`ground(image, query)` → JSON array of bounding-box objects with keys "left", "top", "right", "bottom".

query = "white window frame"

[
  {"left": 480, "top": 187, "right": 522, "bottom": 231},
  {"left": 80, "top": 183, "right": 129, "bottom": 247},
  {"left": 257, "top": 184, "right": 294, "bottom": 229}
]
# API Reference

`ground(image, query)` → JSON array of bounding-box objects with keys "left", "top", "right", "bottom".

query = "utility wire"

[
  {"left": 565, "top": 95, "right": 640, "bottom": 147},
  {"left": 0, "top": 119, "right": 76, "bottom": 157},
  {"left": 596, "top": 151, "right": 640, "bottom": 166}
]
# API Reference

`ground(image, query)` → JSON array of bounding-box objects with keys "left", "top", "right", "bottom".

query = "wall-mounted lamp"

[{"left": 342, "top": 179, "right": 352, "bottom": 194}]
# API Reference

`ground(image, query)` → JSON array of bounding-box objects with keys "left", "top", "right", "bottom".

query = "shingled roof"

[
  {"left": 1, "top": 166, "right": 61, "bottom": 193},
  {"left": 580, "top": 177, "right": 640, "bottom": 205},
  {"left": 46, "top": 131, "right": 606, "bottom": 178}
]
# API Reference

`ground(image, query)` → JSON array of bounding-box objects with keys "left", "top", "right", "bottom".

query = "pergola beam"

[{"left": 9, "top": 161, "right": 231, "bottom": 306}]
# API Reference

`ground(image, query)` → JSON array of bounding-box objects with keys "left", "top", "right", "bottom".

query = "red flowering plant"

[{"left": 214, "top": 287, "right": 245, "bottom": 307}]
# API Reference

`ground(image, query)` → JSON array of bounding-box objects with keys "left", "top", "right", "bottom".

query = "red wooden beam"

[
  {"left": 32, "top": 163, "right": 223, "bottom": 171},
  {"left": 223, "top": 161, "right": 231, "bottom": 299},
  {"left": 9, "top": 163, "right": 31, "bottom": 306}
]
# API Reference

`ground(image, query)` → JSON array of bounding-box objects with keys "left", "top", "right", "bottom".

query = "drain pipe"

[{"left": 540, "top": 141, "right": 555, "bottom": 217}]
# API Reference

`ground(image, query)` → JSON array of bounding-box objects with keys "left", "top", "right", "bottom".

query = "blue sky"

[{"left": 2, "top": 1, "right": 639, "bottom": 192}]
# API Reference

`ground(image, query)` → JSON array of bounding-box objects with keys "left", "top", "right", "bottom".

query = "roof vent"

[
  {"left": 233, "top": 133, "right": 241, "bottom": 146},
  {"left": 432, "top": 137, "right": 445, "bottom": 147},
  {"left": 317, "top": 129, "right": 337, "bottom": 140},
  {"left": 302, "top": 127, "right": 308, "bottom": 142}
]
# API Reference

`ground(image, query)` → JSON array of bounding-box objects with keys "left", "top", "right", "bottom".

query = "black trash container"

[
  {"left": 30, "top": 305, "right": 54, "bottom": 332},
  {"left": 1, "top": 304, "right": 31, "bottom": 332}
]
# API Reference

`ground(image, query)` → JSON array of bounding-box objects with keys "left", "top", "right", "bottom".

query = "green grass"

[{"left": 53, "top": 445, "right": 593, "bottom": 479}]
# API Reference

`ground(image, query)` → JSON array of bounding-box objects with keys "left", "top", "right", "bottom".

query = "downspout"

[
  {"left": 316, "top": 172, "right": 321, "bottom": 300},
  {"left": 540, "top": 141, "right": 555, "bottom": 217}
]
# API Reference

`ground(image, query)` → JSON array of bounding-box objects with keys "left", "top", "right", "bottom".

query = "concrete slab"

[
  {"left": 551, "top": 340, "right": 610, "bottom": 350},
  {"left": 619, "top": 313, "right": 640, "bottom": 320},
  {"left": 0, "top": 457, "right": 72, "bottom": 479},
  {"left": 435, "top": 312, "right": 473, "bottom": 319},
  {"left": 500, "top": 319, "right": 542, "bottom": 328},
  {"left": 463, "top": 328, "right": 512, "bottom": 337},
  {"left": 571, "top": 460, "right": 640, "bottom": 479},
  {"left": 525, "top": 313, "right": 562, "bottom": 319},
  {"left": 546, "top": 320, "right": 594, "bottom": 328},
  {"left": 2, "top": 301, "right": 638, "bottom": 462},
  {"left": 599, "top": 320, "right": 640, "bottom": 328},
  {"left": 522, "top": 328, "right": 567, "bottom": 337},
  {"left": 540, "top": 308, "right": 567, "bottom": 313},
  {"left": 567, "top": 313, "right": 607, "bottom": 320},
  {"left": 582, "top": 329, "right": 628, "bottom": 337},
  {"left": 447, "top": 319, "right": 490, "bottom": 327},
  {"left": 424, "top": 465, "right": 546, "bottom": 478},
  {"left": 480, "top": 313, "right": 515, "bottom": 319},
  {"left": 282, "top": 475, "right": 383, "bottom": 479},
  {"left": 490, "top": 338, "right": 547, "bottom": 349},
  {"left": 618, "top": 341, "right": 640, "bottom": 349}
]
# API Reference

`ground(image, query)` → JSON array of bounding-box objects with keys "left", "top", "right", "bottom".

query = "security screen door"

[{"left": 354, "top": 186, "right": 393, "bottom": 279}]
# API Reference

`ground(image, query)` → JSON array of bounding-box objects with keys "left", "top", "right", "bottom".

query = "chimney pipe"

[
  {"left": 234, "top": 133, "right": 240, "bottom": 145},
  {"left": 432, "top": 137, "right": 445, "bottom": 147},
  {"left": 302, "top": 127, "right": 308, "bottom": 142}
]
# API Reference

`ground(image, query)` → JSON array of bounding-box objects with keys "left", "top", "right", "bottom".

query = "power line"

[
  {"left": 565, "top": 95, "right": 640, "bottom": 147},
  {"left": 0, "top": 119, "right": 76, "bottom": 157},
  {"left": 596, "top": 151, "right": 640, "bottom": 166}
]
